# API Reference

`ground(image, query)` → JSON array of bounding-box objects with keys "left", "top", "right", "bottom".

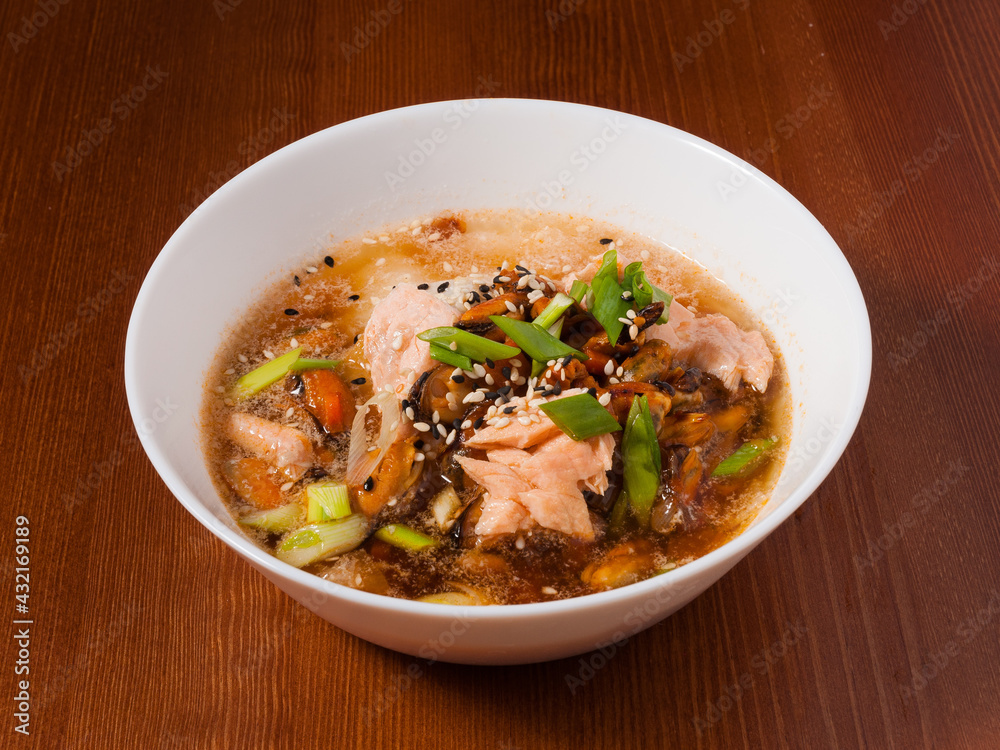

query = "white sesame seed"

[
  {"left": 599, "top": 392, "right": 612, "bottom": 406},
  {"left": 604, "top": 360, "right": 614, "bottom": 376},
  {"left": 380, "top": 235, "right": 390, "bottom": 242},
  {"left": 431, "top": 234, "right": 443, "bottom": 242},
  {"left": 422, "top": 217, "right": 432, "bottom": 226},
  {"left": 410, "top": 219, "right": 422, "bottom": 228},
  {"left": 445, "top": 430, "right": 456, "bottom": 445},
  {"left": 362, "top": 237, "right": 376, "bottom": 245},
  {"left": 280, "top": 482, "right": 293, "bottom": 492},
  {"left": 389, "top": 421, "right": 399, "bottom": 432},
  {"left": 484, "top": 374, "right": 495, "bottom": 386},
  {"left": 473, "top": 364, "right": 486, "bottom": 378},
  {"left": 518, "top": 416, "right": 531, "bottom": 426},
  {"left": 414, "top": 452, "right": 425, "bottom": 462},
  {"left": 263, "top": 350, "right": 274, "bottom": 359},
  {"left": 617, "top": 317, "right": 631, "bottom": 325},
  {"left": 214, "top": 385, "right": 225, "bottom": 394},
  {"left": 289, "top": 338, "right": 299, "bottom": 348},
  {"left": 515, "top": 536, "right": 525, "bottom": 550},
  {"left": 375, "top": 257, "right": 386, "bottom": 267},
  {"left": 501, "top": 260, "right": 509, "bottom": 269},
  {"left": 411, "top": 227, "right": 422, "bottom": 236},
  {"left": 223, "top": 398, "right": 234, "bottom": 406},
  {"left": 303, "top": 294, "right": 314, "bottom": 301},
  {"left": 541, "top": 586, "right": 557, "bottom": 595},
  {"left": 238, "top": 354, "right": 248, "bottom": 363},
  {"left": 517, "top": 276, "right": 530, "bottom": 288},
  {"left": 609, "top": 377, "right": 620, "bottom": 384},
  {"left": 432, "top": 411, "right": 440, "bottom": 424},
  {"left": 495, "top": 417, "right": 510, "bottom": 429},
  {"left": 562, "top": 264, "right": 572, "bottom": 273},
  {"left": 461, "top": 420, "right": 472, "bottom": 429},
  {"left": 285, "top": 407, "right": 294, "bottom": 418},
  {"left": 449, "top": 341, "right": 458, "bottom": 351},
  {"left": 320, "top": 322, "right": 333, "bottom": 329},
  {"left": 626, "top": 309, "right": 636, "bottom": 320},
  {"left": 391, "top": 335, "right": 403, "bottom": 351},
  {"left": 397, "top": 226, "right": 408, "bottom": 233},
  {"left": 486, "top": 405, "right": 498, "bottom": 418},
  {"left": 616, "top": 366, "right": 624, "bottom": 377},
  {"left": 413, "top": 422, "right": 430, "bottom": 432},
  {"left": 463, "top": 391, "right": 484, "bottom": 404},
  {"left": 367, "top": 446, "right": 378, "bottom": 453},
  {"left": 225, "top": 368, "right": 235, "bottom": 375},
  {"left": 405, "top": 407, "right": 415, "bottom": 419}
]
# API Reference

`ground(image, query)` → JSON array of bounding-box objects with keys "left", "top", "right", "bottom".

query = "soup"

[{"left": 201, "top": 211, "right": 789, "bottom": 604}]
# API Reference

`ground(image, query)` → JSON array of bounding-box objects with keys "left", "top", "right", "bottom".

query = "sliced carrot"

[
  {"left": 300, "top": 369, "right": 354, "bottom": 433},
  {"left": 223, "top": 457, "right": 284, "bottom": 509}
]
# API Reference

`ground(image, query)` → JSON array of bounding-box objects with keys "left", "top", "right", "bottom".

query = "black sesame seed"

[
  {"left": 485, "top": 358, "right": 495, "bottom": 369},
  {"left": 354, "top": 334, "right": 360, "bottom": 343},
  {"left": 553, "top": 385, "right": 563, "bottom": 395},
  {"left": 451, "top": 374, "right": 465, "bottom": 383},
  {"left": 452, "top": 418, "right": 463, "bottom": 430},
  {"left": 401, "top": 398, "right": 410, "bottom": 410},
  {"left": 471, "top": 291, "right": 481, "bottom": 303},
  {"left": 363, "top": 476, "right": 374, "bottom": 491},
  {"left": 324, "top": 256, "right": 334, "bottom": 267},
  {"left": 293, "top": 275, "right": 301, "bottom": 286},
  {"left": 417, "top": 283, "right": 429, "bottom": 290},
  {"left": 498, "top": 385, "right": 512, "bottom": 395},
  {"left": 414, "top": 440, "right": 424, "bottom": 449},
  {"left": 501, "top": 366, "right": 511, "bottom": 379},
  {"left": 503, "top": 406, "right": 515, "bottom": 414},
  {"left": 351, "top": 377, "right": 367, "bottom": 385},
  {"left": 493, "top": 275, "right": 503, "bottom": 285},
  {"left": 515, "top": 264, "right": 530, "bottom": 274},
  {"left": 437, "top": 282, "right": 450, "bottom": 293},
  {"left": 561, "top": 355, "right": 573, "bottom": 368},
  {"left": 284, "top": 308, "right": 299, "bottom": 316},
  {"left": 473, "top": 417, "right": 485, "bottom": 429},
  {"left": 600, "top": 238, "right": 613, "bottom": 245},
  {"left": 483, "top": 391, "right": 498, "bottom": 401},
  {"left": 479, "top": 284, "right": 490, "bottom": 293},
  {"left": 587, "top": 387, "right": 597, "bottom": 397},
  {"left": 348, "top": 294, "right": 360, "bottom": 301}
]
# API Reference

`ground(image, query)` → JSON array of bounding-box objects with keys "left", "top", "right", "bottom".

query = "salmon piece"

[
  {"left": 519, "top": 489, "right": 593, "bottom": 538},
  {"left": 487, "top": 431, "right": 615, "bottom": 496},
  {"left": 456, "top": 457, "right": 533, "bottom": 536},
  {"left": 670, "top": 313, "right": 773, "bottom": 392},
  {"left": 645, "top": 299, "right": 695, "bottom": 349},
  {"left": 227, "top": 413, "right": 314, "bottom": 481},
  {"left": 363, "top": 285, "right": 459, "bottom": 394},
  {"left": 476, "top": 494, "right": 533, "bottom": 536},
  {"left": 463, "top": 397, "right": 563, "bottom": 450}
]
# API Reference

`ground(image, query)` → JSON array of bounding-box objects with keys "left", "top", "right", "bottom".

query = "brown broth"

[{"left": 201, "top": 210, "right": 790, "bottom": 604}]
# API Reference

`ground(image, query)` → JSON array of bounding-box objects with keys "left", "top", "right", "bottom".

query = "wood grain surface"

[{"left": 2, "top": 0, "right": 999, "bottom": 747}]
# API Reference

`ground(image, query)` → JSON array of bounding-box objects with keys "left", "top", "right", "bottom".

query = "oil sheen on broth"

[{"left": 202, "top": 210, "right": 790, "bottom": 605}]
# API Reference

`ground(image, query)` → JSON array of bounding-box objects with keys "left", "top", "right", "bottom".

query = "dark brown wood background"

[{"left": 2, "top": 0, "right": 999, "bottom": 747}]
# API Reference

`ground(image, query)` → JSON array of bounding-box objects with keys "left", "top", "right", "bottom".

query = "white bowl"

[{"left": 125, "top": 99, "right": 870, "bottom": 665}]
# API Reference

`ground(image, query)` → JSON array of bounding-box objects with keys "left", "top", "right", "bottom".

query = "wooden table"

[{"left": 3, "top": 0, "right": 998, "bottom": 747}]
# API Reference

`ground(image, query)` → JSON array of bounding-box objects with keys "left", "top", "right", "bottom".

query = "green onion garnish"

[
  {"left": 305, "top": 481, "right": 352, "bottom": 523},
  {"left": 609, "top": 489, "right": 630, "bottom": 533},
  {"left": 538, "top": 393, "right": 621, "bottom": 441},
  {"left": 429, "top": 342, "right": 474, "bottom": 371},
  {"left": 374, "top": 524, "right": 439, "bottom": 551},
  {"left": 569, "top": 279, "right": 588, "bottom": 304},
  {"left": 276, "top": 514, "right": 368, "bottom": 568},
  {"left": 418, "top": 327, "right": 520, "bottom": 363},
  {"left": 588, "top": 250, "right": 631, "bottom": 343},
  {"left": 232, "top": 347, "right": 302, "bottom": 400},
  {"left": 711, "top": 438, "right": 778, "bottom": 477},
  {"left": 489, "top": 315, "right": 585, "bottom": 367},
  {"left": 622, "top": 395, "right": 661, "bottom": 527},
  {"left": 531, "top": 292, "right": 576, "bottom": 331},
  {"left": 289, "top": 357, "right": 340, "bottom": 371},
  {"left": 622, "top": 262, "right": 672, "bottom": 324},
  {"left": 239, "top": 502, "right": 304, "bottom": 534}
]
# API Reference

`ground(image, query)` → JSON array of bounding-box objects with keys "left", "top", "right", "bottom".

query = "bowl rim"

[{"left": 125, "top": 97, "right": 872, "bottom": 620}]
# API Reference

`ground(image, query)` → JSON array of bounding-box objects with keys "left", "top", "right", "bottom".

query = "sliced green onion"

[
  {"left": 289, "top": 358, "right": 340, "bottom": 371},
  {"left": 429, "top": 342, "right": 473, "bottom": 371},
  {"left": 306, "top": 481, "right": 352, "bottom": 522},
  {"left": 622, "top": 395, "right": 661, "bottom": 528},
  {"left": 589, "top": 251, "right": 631, "bottom": 343},
  {"left": 232, "top": 347, "right": 302, "bottom": 400},
  {"left": 538, "top": 393, "right": 621, "bottom": 441},
  {"left": 569, "top": 279, "right": 588, "bottom": 304},
  {"left": 711, "top": 438, "right": 778, "bottom": 477},
  {"left": 239, "top": 502, "right": 304, "bottom": 534},
  {"left": 532, "top": 292, "right": 575, "bottom": 331},
  {"left": 489, "top": 315, "right": 585, "bottom": 367},
  {"left": 374, "top": 524, "right": 439, "bottom": 551},
  {"left": 622, "top": 262, "right": 672, "bottom": 324},
  {"left": 276, "top": 514, "right": 368, "bottom": 568},
  {"left": 418, "top": 327, "right": 520, "bottom": 362},
  {"left": 609, "top": 489, "right": 629, "bottom": 533}
]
